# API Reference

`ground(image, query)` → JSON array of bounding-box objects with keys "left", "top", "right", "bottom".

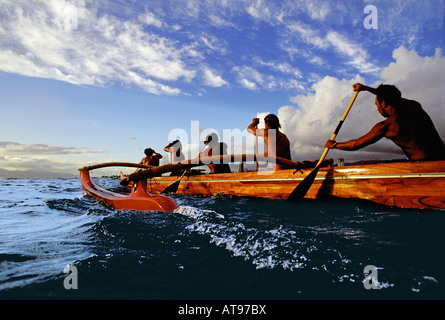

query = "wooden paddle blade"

[
  {"left": 287, "top": 165, "right": 321, "bottom": 201},
  {"left": 161, "top": 180, "right": 181, "bottom": 194}
]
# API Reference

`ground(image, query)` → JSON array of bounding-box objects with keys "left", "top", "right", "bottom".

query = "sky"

[{"left": 0, "top": 0, "right": 444, "bottom": 178}]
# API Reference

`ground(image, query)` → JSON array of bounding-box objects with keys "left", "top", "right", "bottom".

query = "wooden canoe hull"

[{"left": 144, "top": 160, "right": 445, "bottom": 210}]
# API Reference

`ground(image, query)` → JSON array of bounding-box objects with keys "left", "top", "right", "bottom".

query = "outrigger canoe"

[
  {"left": 120, "top": 155, "right": 445, "bottom": 211},
  {"left": 79, "top": 162, "right": 178, "bottom": 212}
]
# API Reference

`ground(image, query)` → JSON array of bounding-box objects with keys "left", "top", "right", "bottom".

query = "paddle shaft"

[
  {"left": 161, "top": 144, "right": 207, "bottom": 193},
  {"left": 315, "top": 91, "right": 359, "bottom": 167},
  {"left": 287, "top": 91, "right": 359, "bottom": 201},
  {"left": 255, "top": 134, "right": 259, "bottom": 171}
]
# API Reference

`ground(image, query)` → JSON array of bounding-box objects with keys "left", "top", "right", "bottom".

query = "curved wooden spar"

[
  {"left": 122, "top": 154, "right": 332, "bottom": 183},
  {"left": 79, "top": 162, "right": 154, "bottom": 171}
]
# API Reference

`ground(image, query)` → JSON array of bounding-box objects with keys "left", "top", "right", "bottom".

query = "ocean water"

[{"left": 1, "top": 177, "right": 444, "bottom": 303}]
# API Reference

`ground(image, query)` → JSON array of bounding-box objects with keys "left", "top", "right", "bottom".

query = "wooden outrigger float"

[
  {"left": 118, "top": 155, "right": 445, "bottom": 211},
  {"left": 79, "top": 162, "right": 178, "bottom": 212}
]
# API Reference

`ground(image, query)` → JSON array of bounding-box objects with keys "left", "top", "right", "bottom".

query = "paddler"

[
  {"left": 140, "top": 148, "right": 163, "bottom": 166},
  {"left": 120, "top": 147, "right": 163, "bottom": 185},
  {"left": 247, "top": 113, "right": 292, "bottom": 170},
  {"left": 164, "top": 140, "right": 185, "bottom": 176},
  {"left": 201, "top": 133, "right": 231, "bottom": 174},
  {"left": 325, "top": 83, "right": 445, "bottom": 161}
]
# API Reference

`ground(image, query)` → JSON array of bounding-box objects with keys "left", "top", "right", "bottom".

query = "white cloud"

[
  {"left": 380, "top": 47, "right": 445, "bottom": 133},
  {"left": 206, "top": 13, "right": 238, "bottom": 29},
  {"left": 277, "top": 47, "right": 445, "bottom": 162},
  {"left": 0, "top": 141, "right": 107, "bottom": 156},
  {"left": 281, "top": 23, "right": 380, "bottom": 76},
  {"left": 240, "top": 78, "right": 258, "bottom": 90},
  {"left": 253, "top": 57, "right": 302, "bottom": 78},
  {"left": 232, "top": 64, "right": 305, "bottom": 92},
  {"left": 326, "top": 31, "right": 380, "bottom": 74},
  {"left": 0, "top": 158, "right": 78, "bottom": 178},
  {"left": 244, "top": 0, "right": 330, "bottom": 23},
  {"left": 246, "top": 0, "right": 274, "bottom": 21},
  {"left": 0, "top": 0, "right": 197, "bottom": 95},
  {"left": 371, "top": 0, "right": 444, "bottom": 48},
  {"left": 0, "top": 0, "right": 441, "bottom": 99},
  {"left": 233, "top": 66, "right": 264, "bottom": 90},
  {"left": 202, "top": 67, "right": 228, "bottom": 87},
  {"left": 303, "top": 1, "right": 330, "bottom": 20},
  {"left": 196, "top": 34, "right": 228, "bottom": 55},
  {"left": 138, "top": 11, "right": 164, "bottom": 28},
  {"left": 286, "top": 22, "right": 329, "bottom": 50},
  {"left": 0, "top": 141, "right": 108, "bottom": 178}
]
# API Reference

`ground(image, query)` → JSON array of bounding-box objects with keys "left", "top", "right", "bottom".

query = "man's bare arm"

[
  {"left": 353, "top": 83, "right": 378, "bottom": 95},
  {"left": 326, "top": 121, "right": 387, "bottom": 151},
  {"left": 247, "top": 118, "right": 260, "bottom": 135}
]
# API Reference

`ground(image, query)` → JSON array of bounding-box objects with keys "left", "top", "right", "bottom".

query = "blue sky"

[{"left": 0, "top": 0, "right": 444, "bottom": 177}]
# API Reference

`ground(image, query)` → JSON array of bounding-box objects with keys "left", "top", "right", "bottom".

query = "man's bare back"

[
  {"left": 382, "top": 99, "right": 445, "bottom": 160},
  {"left": 247, "top": 114, "right": 292, "bottom": 170}
]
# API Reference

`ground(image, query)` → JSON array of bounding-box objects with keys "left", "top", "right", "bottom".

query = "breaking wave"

[{"left": 176, "top": 204, "right": 355, "bottom": 283}]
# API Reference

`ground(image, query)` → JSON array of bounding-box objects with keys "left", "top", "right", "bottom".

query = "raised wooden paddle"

[
  {"left": 287, "top": 91, "right": 359, "bottom": 201},
  {"left": 161, "top": 144, "right": 207, "bottom": 194}
]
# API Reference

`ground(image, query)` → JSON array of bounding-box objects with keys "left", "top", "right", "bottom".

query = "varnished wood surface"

[
  {"left": 145, "top": 160, "right": 445, "bottom": 210},
  {"left": 80, "top": 169, "right": 178, "bottom": 212}
]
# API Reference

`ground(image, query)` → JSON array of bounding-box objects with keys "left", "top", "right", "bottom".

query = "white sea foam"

[
  {"left": 184, "top": 211, "right": 317, "bottom": 271},
  {"left": 174, "top": 206, "right": 224, "bottom": 219}
]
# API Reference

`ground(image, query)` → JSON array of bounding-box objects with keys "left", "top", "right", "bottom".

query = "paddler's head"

[
  {"left": 375, "top": 84, "right": 402, "bottom": 117},
  {"left": 204, "top": 133, "right": 218, "bottom": 146},
  {"left": 264, "top": 114, "right": 281, "bottom": 130}
]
